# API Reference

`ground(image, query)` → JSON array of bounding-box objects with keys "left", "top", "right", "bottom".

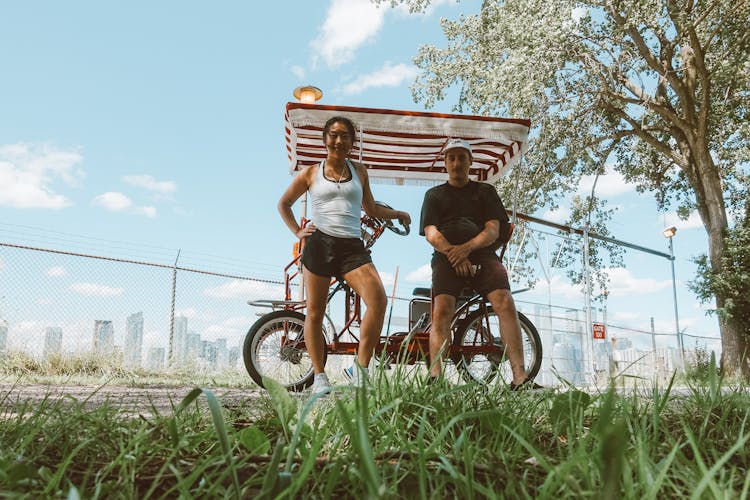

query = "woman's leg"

[
  {"left": 343, "top": 263, "right": 387, "bottom": 368},
  {"left": 303, "top": 268, "right": 331, "bottom": 374}
]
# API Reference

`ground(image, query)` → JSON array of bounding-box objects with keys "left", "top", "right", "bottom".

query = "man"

[{"left": 419, "top": 138, "right": 530, "bottom": 388}]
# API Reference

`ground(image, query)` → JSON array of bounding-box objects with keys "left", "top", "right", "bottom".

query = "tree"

[{"left": 379, "top": 0, "right": 750, "bottom": 377}]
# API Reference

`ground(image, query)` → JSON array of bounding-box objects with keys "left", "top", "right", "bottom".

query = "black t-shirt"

[{"left": 419, "top": 181, "right": 509, "bottom": 259}]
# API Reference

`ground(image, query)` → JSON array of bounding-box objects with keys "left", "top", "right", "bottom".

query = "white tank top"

[{"left": 309, "top": 159, "right": 363, "bottom": 238}]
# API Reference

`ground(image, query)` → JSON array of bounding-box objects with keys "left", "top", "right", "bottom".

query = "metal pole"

[
  {"left": 668, "top": 237, "right": 684, "bottom": 364},
  {"left": 169, "top": 249, "right": 180, "bottom": 366},
  {"left": 582, "top": 228, "right": 594, "bottom": 384}
]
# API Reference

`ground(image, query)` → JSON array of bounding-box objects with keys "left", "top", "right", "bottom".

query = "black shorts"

[
  {"left": 431, "top": 252, "right": 510, "bottom": 298},
  {"left": 301, "top": 229, "right": 372, "bottom": 279}
]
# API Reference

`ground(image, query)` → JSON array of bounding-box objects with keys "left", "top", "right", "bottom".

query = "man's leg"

[
  {"left": 303, "top": 268, "right": 332, "bottom": 374},
  {"left": 485, "top": 289, "right": 527, "bottom": 385},
  {"left": 430, "top": 294, "right": 456, "bottom": 377},
  {"left": 343, "top": 263, "right": 387, "bottom": 368}
]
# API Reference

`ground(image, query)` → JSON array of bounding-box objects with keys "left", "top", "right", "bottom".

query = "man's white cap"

[{"left": 442, "top": 138, "right": 472, "bottom": 156}]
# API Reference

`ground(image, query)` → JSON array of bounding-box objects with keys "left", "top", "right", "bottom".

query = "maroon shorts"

[{"left": 431, "top": 252, "right": 510, "bottom": 298}]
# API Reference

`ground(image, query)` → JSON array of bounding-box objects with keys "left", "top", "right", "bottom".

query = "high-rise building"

[
  {"left": 124, "top": 312, "right": 144, "bottom": 368},
  {"left": 44, "top": 327, "right": 63, "bottom": 357},
  {"left": 215, "top": 338, "right": 228, "bottom": 368},
  {"left": 172, "top": 316, "right": 188, "bottom": 364},
  {"left": 93, "top": 320, "right": 114, "bottom": 353},
  {"left": 0, "top": 323, "right": 7, "bottom": 352},
  {"left": 186, "top": 331, "right": 201, "bottom": 363},
  {"left": 147, "top": 347, "right": 165, "bottom": 370}
]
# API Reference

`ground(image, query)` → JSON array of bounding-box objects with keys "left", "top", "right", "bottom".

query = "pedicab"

[{"left": 243, "top": 102, "right": 541, "bottom": 391}]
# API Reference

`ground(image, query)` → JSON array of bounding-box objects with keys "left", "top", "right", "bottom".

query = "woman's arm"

[
  {"left": 356, "top": 162, "right": 411, "bottom": 227},
  {"left": 278, "top": 167, "right": 317, "bottom": 238}
]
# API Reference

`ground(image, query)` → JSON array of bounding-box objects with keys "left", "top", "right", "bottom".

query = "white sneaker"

[
  {"left": 311, "top": 373, "right": 331, "bottom": 395},
  {"left": 343, "top": 365, "right": 368, "bottom": 388}
]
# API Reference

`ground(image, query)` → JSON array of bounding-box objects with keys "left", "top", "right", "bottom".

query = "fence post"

[
  {"left": 582, "top": 228, "right": 594, "bottom": 384},
  {"left": 169, "top": 249, "right": 181, "bottom": 367}
]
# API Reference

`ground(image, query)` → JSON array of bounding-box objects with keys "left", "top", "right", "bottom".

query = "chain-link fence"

[{"left": 1, "top": 232, "right": 722, "bottom": 386}]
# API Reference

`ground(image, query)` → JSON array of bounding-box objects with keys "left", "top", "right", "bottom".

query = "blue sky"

[{"left": 0, "top": 0, "right": 719, "bottom": 348}]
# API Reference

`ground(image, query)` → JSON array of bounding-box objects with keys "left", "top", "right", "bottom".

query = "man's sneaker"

[
  {"left": 311, "top": 373, "right": 332, "bottom": 396},
  {"left": 343, "top": 365, "right": 368, "bottom": 388}
]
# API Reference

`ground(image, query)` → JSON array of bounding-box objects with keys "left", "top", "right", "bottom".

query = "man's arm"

[
  {"left": 424, "top": 225, "right": 476, "bottom": 277},
  {"left": 443, "top": 219, "right": 500, "bottom": 267}
]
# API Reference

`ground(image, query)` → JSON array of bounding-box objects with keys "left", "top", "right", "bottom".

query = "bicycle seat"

[{"left": 412, "top": 287, "right": 431, "bottom": 298}]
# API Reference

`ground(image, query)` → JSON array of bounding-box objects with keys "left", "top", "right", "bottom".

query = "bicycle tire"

[
  {"left": 242, "top": 310, "right": 326, "bottom": 392},
  {"left": 453, "top": 309, "right": 542, "bottom": 384}
]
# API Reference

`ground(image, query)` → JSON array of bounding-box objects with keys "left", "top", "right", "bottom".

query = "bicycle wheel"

[
  {"left": 453, "top": 309, "right": 542, "bottom": 384},
  {"left": 243, "top": 310, "right": 326, "bottom": 392}
]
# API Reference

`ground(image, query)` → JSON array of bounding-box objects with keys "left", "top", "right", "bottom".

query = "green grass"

[{"left": 1, "top": 361, "right": 749, "bottom": 498}]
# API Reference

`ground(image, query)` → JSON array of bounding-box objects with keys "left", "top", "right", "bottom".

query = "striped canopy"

[{"left": 285, "top": 102, "right": 531, "bottom": 185}]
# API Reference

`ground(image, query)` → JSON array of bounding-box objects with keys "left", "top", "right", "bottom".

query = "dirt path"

[{"left": 0, "top": 383, "right": 266, "bottom": 418}]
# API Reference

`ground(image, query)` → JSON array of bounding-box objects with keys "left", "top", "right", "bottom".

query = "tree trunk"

[{"left": 694, "top": 150, "right": 749, "bottom": 378}]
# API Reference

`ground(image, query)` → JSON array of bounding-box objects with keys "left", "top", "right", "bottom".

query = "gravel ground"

[{"left": 0, "top": 383, "right": 267, "bottom": 418}]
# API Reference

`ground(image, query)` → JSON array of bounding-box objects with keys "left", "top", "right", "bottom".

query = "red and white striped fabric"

[{"left": 285, "top": 102, "right": 531, "bottom": 185}]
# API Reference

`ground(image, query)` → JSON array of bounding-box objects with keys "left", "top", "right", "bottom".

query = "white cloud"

[
  {"left": 0, "top": 143, "right": 84, "bottom": 209},
  {"left": 540, "top": 206, "right": 571, "bottom": 223},
  {"left": 92, "top": 191, "right": 132, "bottom": 211},
  {"left": 663, "top": 211, "right": 703, "bottom": 231},
  {"left": 578, "top": 168, "right": 634, "bottom": 197},
  {"left": 602, "top": 267, "right": 671, "bottom": 296},
  {"left": 524, "top": 267, "right": 670, "bottom": 302},
  {"left": 70, "top": 282, "right": 124, "bottom": 297},
  {"left": 611, "top": 311, "right": 640, "bottom": 322},
  {"left": 311, "top": 0, "right": 386, "bottom": 68},
  {"left": 405, "top": 263, "right": 431, "bottom": 283},
  {"left": 204, "top": 279, "right": 285, "bottom": 300},
  {"left": 175, "top": 308, "right": 203, "bottom": 320},
  {"left": 379, "top": 271, "right": 395, "bottom": 288},
  {"left": 133, "top": 206, "right": 157, "bottom": 218},
  {"left": 46, "top": 266, "right": 67, "bottom": 277},
  {"left": 122, "top": 174, "right": 177, "bottom": 194},
  {"left": 290, "top": 65, "right": 305, "bottom": 79},
  {"left": 342, "top": 62, "right": 419, "bottom": 95},
  {"left": 203, "top": 316, "right": 256, "bottom": 340},
  {"left": 91, "top": 191, "right": 157, "bottom": 217}
]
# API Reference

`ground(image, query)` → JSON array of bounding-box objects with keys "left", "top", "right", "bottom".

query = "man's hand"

[
  {"left": 445, "top": 242, "right": 473, "bottom": 267},
  {"left": 453, "top": 258, "right": 476, "bottom": 278}
]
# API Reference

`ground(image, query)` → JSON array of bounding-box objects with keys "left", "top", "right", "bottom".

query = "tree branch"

[
  {"left": 606, "top": 1, "right": 693, "bottom": 118},
  {"left": 603, "top": 102, "right": 687, "bottom": 168}
]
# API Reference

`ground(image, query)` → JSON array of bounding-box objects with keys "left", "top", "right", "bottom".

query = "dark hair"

[{"left": 323, "top": 116, "right": 357, "bottom": 142}]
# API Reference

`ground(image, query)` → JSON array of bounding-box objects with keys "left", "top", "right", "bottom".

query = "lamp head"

[
  {"left": 293, "top": 85, "right": 323, "bottom": 104},
  {"left": 663, "top": 226, "right": 677, "bottom": 238}
]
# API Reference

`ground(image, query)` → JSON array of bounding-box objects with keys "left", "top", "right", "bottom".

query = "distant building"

[
  {"left": 0, "top": 323, "right": 7, "bottom": 352},
  {"left": 93, "top": 320, "right": 114, "bottom": 353},
  {"left": 44, "top": 327, "right": 63, "bottom": 357},
  {"left": 186, "top": 331, "right": 201, "bottom": 363},
  {"left": 172, "top": 316, "right": 188, "bottom": 364},
  {"left": 124, "top": 312, "right": 144, "bottom": 368},
  {"left": 147, "top": 347, "right": 165, "bottom": 370},
  {"left": 229, "top": 346, "right": 240, "bottom": 367}
]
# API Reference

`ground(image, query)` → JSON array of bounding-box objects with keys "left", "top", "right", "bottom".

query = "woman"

[{"left": 278, "top": 115, "right": 411, "bottom": 394}]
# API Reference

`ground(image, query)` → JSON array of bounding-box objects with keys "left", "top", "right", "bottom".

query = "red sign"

[{"left": 593, "top": 323, "right": 606, "bottom": 339}]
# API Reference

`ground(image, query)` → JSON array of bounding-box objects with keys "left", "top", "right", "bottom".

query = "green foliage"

[
  {"left": 691, "top": 219, "right": 750, "bottom": 331},
  {"left": 2, "top": 374, "right": 750, "bottom": 497}
]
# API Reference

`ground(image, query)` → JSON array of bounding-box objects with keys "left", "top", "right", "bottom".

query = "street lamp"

[
  {"left": 293, "top": 85, "right": 323, "bottom": 104},
  {"left": 663, "top": 226, "right": 684, "bottom": 364}
]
